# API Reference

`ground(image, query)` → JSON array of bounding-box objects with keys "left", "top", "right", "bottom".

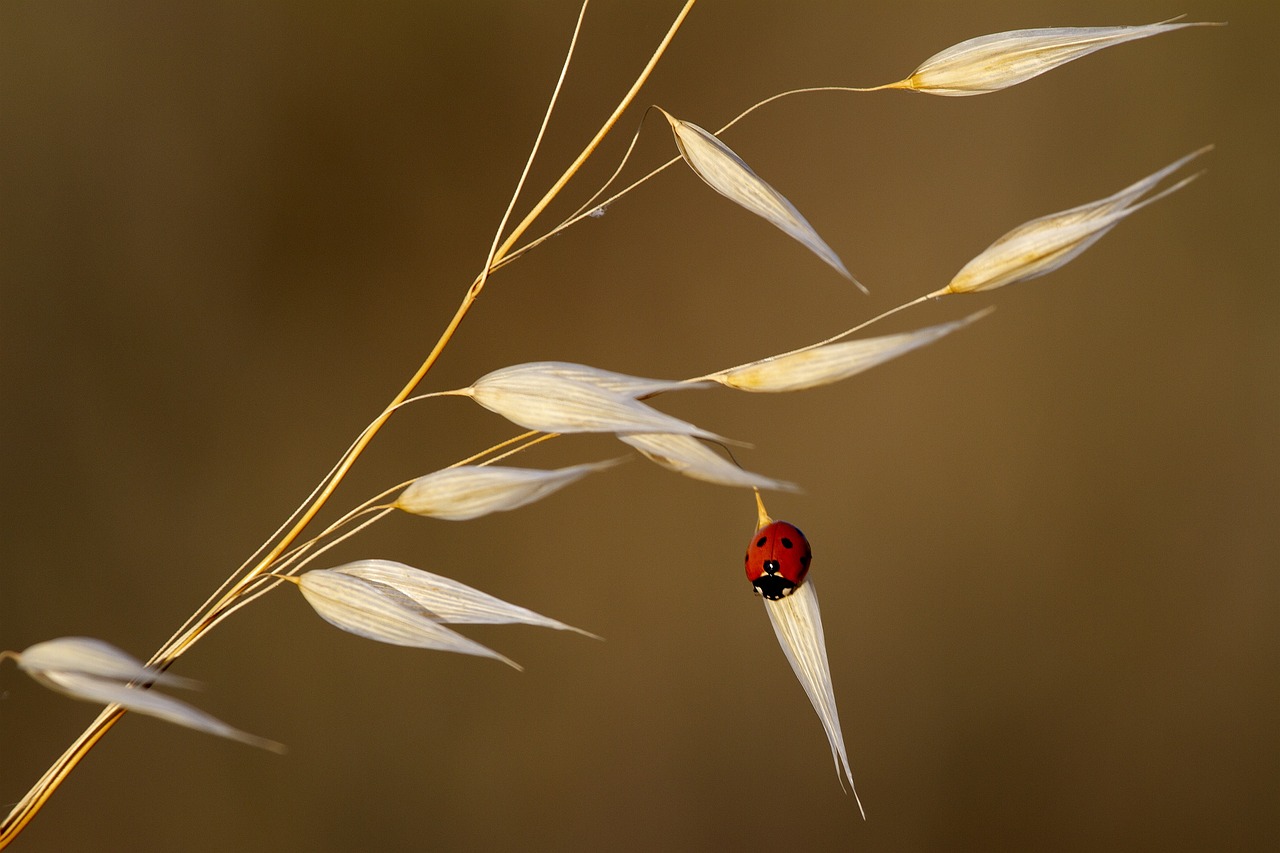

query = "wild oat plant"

[{"left": 0, "top": 5, "right": 1219, "bottom": 845}]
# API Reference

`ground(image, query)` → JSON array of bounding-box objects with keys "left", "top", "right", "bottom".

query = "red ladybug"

[{"left": 745, "top": 521, "right": 812, "bottom": 600}]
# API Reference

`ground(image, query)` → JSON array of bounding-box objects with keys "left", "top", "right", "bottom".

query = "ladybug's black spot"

[
  {"left": 780, "top": 537, "right": 794, "bottom": 549},
  {"left": 762, "top": 559, "right": 781, "bottom": 575},
  {"left": 752, "top": 575, "right": 797, "bottom": 600},
  {"left": 755, "top": 535, "right": 768, "bottom": 548},
  {"left": 800, "top": 554, "right": 812, "bottom": 567}
]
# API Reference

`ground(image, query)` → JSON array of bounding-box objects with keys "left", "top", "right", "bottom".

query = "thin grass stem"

[{"left": 0, "top": 4, "right": 699, "bottom": 844}]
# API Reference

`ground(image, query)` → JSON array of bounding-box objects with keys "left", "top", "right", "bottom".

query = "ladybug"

[{"left": 744, "top": 521, "right": 812, "bottom": 600}]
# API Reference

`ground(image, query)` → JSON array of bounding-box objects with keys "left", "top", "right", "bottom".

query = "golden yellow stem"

[{"left": 0, "top": 3, "right": 698, "bottom": 846}]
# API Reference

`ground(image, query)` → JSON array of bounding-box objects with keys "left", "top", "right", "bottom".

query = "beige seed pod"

[
  {"left": 484, "top": 361, "right": 706, "bottom": 397},
  {"left": 331, "top": 560, "right": 596, "bottom": 636},
  {"left": 10, "top": 637, "right": 283, "bottom": 752},
  {"left": 460, "top": 363, "right": 727, "bottom": 440},
  {"left": 15, "top": 636, "right": 193, "bottom": 689},
  {"left": 296, "top": 570, "right": 520, "bottom": 668},
  {"left": 704, "top": 311, "right": 989, "bottom": 393},
  {"left": 619, "top": 432, "right": 798, "bottom": 492},
  {"left": 659, "top": 108, "right": 865, "bottom": 292},
  {"left": 934, "top": 146, "right": 1210, "bottom": 296},
  {"left": 886, "top": 20, "right": 1222, "bottom": 96},
  {"left": 763, "top": 581, "right": 864, "bottom": 818},
  {"left": 395, "top": 459, "right": 623, "bottom": 521}
]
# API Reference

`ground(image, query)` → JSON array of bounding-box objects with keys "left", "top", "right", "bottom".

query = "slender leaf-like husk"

[
  {"left": 17, "top": 636, "right": 195, "bottom": 689},
  {"left": 764, "top": 581, "right": 864, "bottom": 818},
  {"left": 298, "top": 570, "right": 519, "bottom": 668},
  {"left": 481, "top": 361, "right": 706, "bottom": 397},
  {"left": 619, "top": 432, "right": 797, "bottom": 491},
  {"left": 660, "top": 109, "right": 864, "bottom": 291},
  {"left": 466, "top": 365, "right": 726, "bottom": 440},
  {"left": 330, "top": 560, "right": 597, "bottom": 637},
  {"left": 28, "top": 669, "right": 284, "bottom": 752},
  {"left": 16, "top": 637, "right": 282, "bottom": 751},
  {"left": 708, "top": 312, "right": 988, "bottom": 392},
  {"left": 396, "top": 459, "right": 623, "bottom": 521},
  {"left": 935, "top": 147, "right": 1209, "bottom": 295},
  {"left": 893, "top": 20, "right": 1221, "bottom": 96}
]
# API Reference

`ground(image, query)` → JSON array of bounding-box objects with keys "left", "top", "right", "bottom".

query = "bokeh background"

[{"left": 2, "top": 1, "right": 1275, "bottom": 850}]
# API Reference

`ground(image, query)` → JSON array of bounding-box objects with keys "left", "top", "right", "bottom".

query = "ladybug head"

[{"left": 751, "top": 566, "right": 799, "bottom": 601}]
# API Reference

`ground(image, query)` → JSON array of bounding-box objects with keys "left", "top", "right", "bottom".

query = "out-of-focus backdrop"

[{"left": 2, "top": 2, "right": 1275, "bottom": 850}]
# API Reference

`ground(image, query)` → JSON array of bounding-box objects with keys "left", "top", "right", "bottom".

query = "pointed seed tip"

[{"left": 566, "top": 624, "right": 604, "bottom": 641}]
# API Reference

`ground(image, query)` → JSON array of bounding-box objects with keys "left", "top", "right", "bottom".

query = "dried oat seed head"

[
  {"left": 764, "top": 581, "right": 864, "bottom": 818},
  {"left": 396, "top": 459, "right": 623, "bottom": 521},
  {"left": 483, "top": 361, "right": 706, "bottom": 397},
  {"left": 296, "top": 570, "right": 521, "bottom": 668},
  {"left": 331, "top": 560, "right": 596, "bottom": 637},
  {"left": 462, "top": 363, "right": 728, "bottom": 440},
  {"left": 619, "top": 432, "right": 798, "bottom": 491},
  {"left": 658, "top": 108, "right": 865, "bottom": 292},
  {"left": 705, "top": 311, "right": 990, "bottom": 392},
  {"left": 12, "top": 637, "right": 283, "bottom": 752},
  {"left": 933, "top": 146, "right": 1210, "bottom": 296},
  {"left": 16, "top": 636, "right": 194, "bottom": 689},
  {"left": 889, "top": 20, "right": 1223, "bottom": 96}
]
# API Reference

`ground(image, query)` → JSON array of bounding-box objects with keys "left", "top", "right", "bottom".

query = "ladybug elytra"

[{"left": 744, "top": 520, "right": 812, "bottom": 600}]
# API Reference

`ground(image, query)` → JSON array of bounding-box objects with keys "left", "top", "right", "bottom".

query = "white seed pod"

[
  {"left": 330, "top": 560, "right": 596, "bottom": 636},
  {"left": 462, "top": 363, "right": 727, "bottom": 440},
  {"left": 935, "top": 146, "right": 1210, "bottom": 296},
  {"left": 659, "top": 108, "right": 864, "bottom": 292},
  {"left": 619, "top": 432, "right": 797, "bottom": 491},
  {"left": 12, "top": 637, "right": 283, "bottom": 752},
  {"left": 482, "top": 361, "right": 705, "bottom": 397},
  {"left": 16, "top": 636, "right": 194, "bottom": 689},
  {"left": 297, "top": 570, "right": 519, "bottom": 668},
  {"left": 705, "top": 311, "right": 988, "bottom": 393},
  {"left": 890, "top": 20, "right": 1221, "bottom": 96},
  {"left": 396, "top": 459, "right": 623, "bottom": 521},
  {"left": 763, "top": 581, "right": 864, "bottom": 818}
]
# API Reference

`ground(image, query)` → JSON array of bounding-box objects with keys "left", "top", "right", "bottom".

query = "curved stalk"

[{"left": 0, "top": 2, "right": 697, "bottom": 846}]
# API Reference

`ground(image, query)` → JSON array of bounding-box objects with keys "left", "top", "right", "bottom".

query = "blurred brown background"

[{"left": 1, "top": 1, "right": 1275, "bottom": 850}]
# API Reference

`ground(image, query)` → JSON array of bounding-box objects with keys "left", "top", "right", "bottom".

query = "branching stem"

[{"left": 0, "top": 1, "right": 697, "bottom": 845}]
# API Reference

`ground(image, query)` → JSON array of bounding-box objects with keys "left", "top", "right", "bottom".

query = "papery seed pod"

[
  {"left": 763, "top": 581, "right": 864, "bottom": 817},
  {"left": 704, "top": 312, "right": 989, "bottom": 393},
  {"left": 16, "top": 636, "right": 194, "bottom": 689},
  {"left": 330, "top": 560, "right": 596, "bottom": 636},
  {"left": 396, "top": 459, "right": 623, "bottom": 521},
  {"left": 482, "top": 361, "right": 704, "bottom": 397},
  {"left": 296, "top": 570, "right": 520, "bottom": 668},
  {"left": 933, "top": 147, "right": 1210, "bottom": 296},
  {"left": 11, "top": 637, "right": 283, "bottom": 752},
  {"left": 460, "top": 364, "right": 728, "bottom": 440},
  {"left": 619, "top": 432, "right": 798, "bottom": 491},
  {"left": 659, "top": 108, "right": 865, "bottom": 292},
  {"left": 887, "top": 20, "right": 1221, "bottom": 96}
]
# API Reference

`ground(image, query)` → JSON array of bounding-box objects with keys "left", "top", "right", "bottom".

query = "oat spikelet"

[
  {"left": 659, "top": 108, "right": 865, "bottom": 291},
  {"left": 933, "top": 147, "right": 1211, "bottom": 296},
  {"left": 396, "top": 459, "right": 623, "bottom": 521},
  {"left": 11, "top": 637, "right": 283, "bottom": 752},
  {"left": 886, "top": 19, "right": 1223, "bottom": 96}
]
